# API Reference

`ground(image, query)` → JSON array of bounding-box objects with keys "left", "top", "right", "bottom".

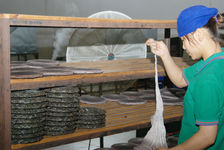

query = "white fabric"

[{"left": 134, "top": 55, "right": 167, "bottom": 150}]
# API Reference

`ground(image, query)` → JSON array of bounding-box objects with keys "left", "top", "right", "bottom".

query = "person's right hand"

[{"left": 145, "top": 38, "right": 170, "bottom": 59}]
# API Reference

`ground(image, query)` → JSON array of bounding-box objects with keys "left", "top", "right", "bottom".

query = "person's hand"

[{"left": 145, "top": 38, "right": 170, "bottom": 59}]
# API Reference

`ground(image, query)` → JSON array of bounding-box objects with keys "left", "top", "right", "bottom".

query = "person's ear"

[{"left": 194, "top": 28, "right": 206, "bottom": 42}]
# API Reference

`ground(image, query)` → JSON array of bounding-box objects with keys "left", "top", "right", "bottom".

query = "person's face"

[{"left": 181, "top": 34, "right": 201, "bottom": 60}]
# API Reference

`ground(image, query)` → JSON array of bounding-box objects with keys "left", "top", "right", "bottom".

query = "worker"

[{"left": 146, "top": 5, "right": 224, "bottom": 150}]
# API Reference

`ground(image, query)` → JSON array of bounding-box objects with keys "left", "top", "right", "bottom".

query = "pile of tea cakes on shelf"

[
  {"left": 11, "top": 90, "right": 46, "bottom": 144},
  {"left": 10, "top": 59, "right": 104, "bottom": 79},
  {"left": 11, "top": 85, "right": 106, "bottom": 144}
]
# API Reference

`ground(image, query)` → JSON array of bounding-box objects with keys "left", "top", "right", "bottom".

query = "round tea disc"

[
  {"left": 111, "top": 143, "right": 136, "bottom": 150},
  {"left": 45, "top": 129, "right": 75, "bottom": 136},
  {"left": 138, "top": 89, "right": 155, "bottom": 95},
  {"left": 11, "top": 71, "right": 43, "bottom": 79},
  {"left": 11, "top": 97, "right": 44, "bottom": 104},
  {"left": 70, "top": 67, "right": 104, "bottom": 74},
  {"left": 27, "top": 59, "right": 59, "bottom": 66},
  {"left": 12, "top": 127, "right": 43, "bottom": 135},
  {"left": 139, "top": 95, "right": 155, "bottom": 101},
  {"left": 118, "top": 98, "right": 147, "bottom": 105},
  {"left": 121, "top": 91, "right": 143, "bottom": 97},
  {"left": 11, "top": 102, "right": 46, "bottom": 109},
  {"left": 79, "top": 107, "right": 106, "bottom": 115},
  {"left": 12, "top": 136, "right": 43, "bottom": 144},
  {"left": 45, "top": 86, "right": 80, "bottom": 94},
  {"left": 128, "top": 137, "right": 144, "bottom": 146},
  {"left": 11, "top": 90, "right": 45, "bottom": 98},
  {"left": 47, "top": 107, "right": 79, "bottom": 113},
  {"left": 41, "top": 69, "right": 73, "bottom": 76},
  {"left": 11, "top": 67, "right": 41, "bottom": 72},
  {"left": 101, "top": 94, "right": 129, "bottom": 101},
  {"left": 79, "top": 95, "right": 106, "bottom": 104}
]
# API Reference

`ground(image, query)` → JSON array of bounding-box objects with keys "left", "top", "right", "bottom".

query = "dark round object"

[
  {"left": 12, "top": 136, "right": 43, "bottom": 144},
  {"left": 47, "top": 111, "right": 78, "bottom": 117},
  {"left": 11, "top": 90, "right": 45, "bottom": 98},
  {"left": 79, "top": 95, "right": 106, "bottom": 104},
  {"left": 139, "top": 95, "right": 155, "bottom": 101},
  {"left": 45, "top": 86, "right": 80, "bottom": 94},
  {"left": 46, "top": 120, "right": 76, "bottom": 127},
  {"left": 111, "top": 143, "right": 136, "bottom": 150},
  {"left": 12, "top": 127, "right": 43, "bottom": 135},
  {"left": 79, "top": 107, "right": 106, "bottom": 115},
  {"left": 46, "top": 116, "right": 76, "bottom": 122},
  {"left": 27, "top": 59, "right": 59, "bottom": 66},
  {"left": 11, "top": 97, "right": 44, "bottom": 104},
  {"left": 128, "top": 137, "right": 144, "bottom": 146},
  {"left": 46, "top": 93, "right": 79, "bottom": 99},
  {"left": 12, "top": 123, "right": 44, "bottom": 129},
  {"left": 101, "top": 94, "right": 129, "bottom": 101},
  {"left": 11, "top": 102, "right": 46, "bottom": 109},
  {"left": 11, "top": 71, "right": 43, "bottom": 79},
  {"left": 41, "top": 69, "right": 74, "bottom": 76},
  {"left": 121, "top": 91, "right": 143, "bottom": 97},
  {"left": 11, "top": 117, "right": 45, "bottom": 124},
  {"left": 11, "top": 108, "right": 45, "bottom": 114},
  {"left": 118, "top": 98, "right": 147, "bottom": 105},
  {"left": 138, "top": 89, "right": 155, "bottom": 95},
  {"left": 70, "top": 67, "right": 104, "bottom": 74},
  {"left": 11, "top": 112, "right": 45, "bottom": 119},
  {"left": 45, "top": 129, "right": 75, "bottom": 136},
  {"left": 47, "top": 107, "right": 79, "bottom": 113}
]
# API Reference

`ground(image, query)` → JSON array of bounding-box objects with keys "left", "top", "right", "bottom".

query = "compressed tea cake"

[
  {"left": 78, "top": 107, "right": 106, "bottom": 129},
  {"left": 11, "top": 71, "right": 43, "bottom": 79},
  {"left": 101, "top": 94, "right": 129, "bottom": 101},
  {"left": 45, "top": 86, "right": 80, "bottom": 136},
  {"left": 118, "top": 98, "right": 147, "bottom": 105},
  {"left": 79, "top": 95, "right": 106, "bottom": 104},
  {"left": 11, "top": 89, "right": 46, "bottom": 144},
  {"left": 111, "top": 143, "right": 136, "bottom": 150}
]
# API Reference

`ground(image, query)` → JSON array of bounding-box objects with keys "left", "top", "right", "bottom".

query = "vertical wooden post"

[
  {"left": 0, "top": 18, "right": 11, "bottom": 150},
  {"left": 164, "top": 28, "right": 171, "bottom": 51}
]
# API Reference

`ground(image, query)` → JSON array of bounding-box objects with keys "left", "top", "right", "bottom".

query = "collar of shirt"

[{"left": 196, "top": 47, "right": 224, "bottom": 74}]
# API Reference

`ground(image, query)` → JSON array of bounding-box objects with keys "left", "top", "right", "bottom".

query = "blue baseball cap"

[{"left": 177, "top": 5, "right": 218, "bottom": 37}]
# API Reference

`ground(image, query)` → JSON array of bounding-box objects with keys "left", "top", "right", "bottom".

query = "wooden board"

[
  {"left": 0, "top": 13, "right": 176, "bottom": 29},
  {"left": 12, "top": 101, "right": 183, "bottom": 150},
  {"left": 11, "top": 57, "right": 195, "bottom": 91}
]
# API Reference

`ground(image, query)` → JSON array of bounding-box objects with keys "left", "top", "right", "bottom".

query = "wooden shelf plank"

[
  {"left": 12, "top": 101, "right": 183, "bottom": 150},
  {"left": 10, "top": 57, "right": 194, "bottom": 91},
  {"left": 0, "top": 14, "right": 176, "bottom": 29}
]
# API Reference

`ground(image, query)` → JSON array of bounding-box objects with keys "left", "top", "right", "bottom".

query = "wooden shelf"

[
  {"left": 11, "top": 57, "right": 194, "bottom": 91},
  {"left": 0, "top": 13, "right": 182, "bottom": 150},
  {"left": 12, "top": 101, "right": 183, "bottom": 150},
  {"left": 0, "top": 13, "right": 176, "bottom": 28}
]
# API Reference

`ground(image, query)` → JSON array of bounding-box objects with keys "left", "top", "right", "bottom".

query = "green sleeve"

[{"left": 193, "top": 78, "right": 221, "bottom": 125}]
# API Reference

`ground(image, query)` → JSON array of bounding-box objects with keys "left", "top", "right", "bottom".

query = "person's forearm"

[
  {"left": 170, "top": 126, "right": 217, "bottom": 150},
  {"left": 161, "top": 55, "right": 187, "bottom": 88}
]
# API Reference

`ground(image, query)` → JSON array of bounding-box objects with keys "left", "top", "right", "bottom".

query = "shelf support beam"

[{"left": 0, "top": 18, "right": 11, "bottom": 150}]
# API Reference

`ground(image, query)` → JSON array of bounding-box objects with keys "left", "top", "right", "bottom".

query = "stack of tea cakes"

[
  {"left": 78, "top": 107, "right": 106, "bottom": 129},
  {"left": 11, "top": 90, "right": 46, "bottom": 144},
  {"left": 45, "top": 86, "right": 80, "bottom": 136}
]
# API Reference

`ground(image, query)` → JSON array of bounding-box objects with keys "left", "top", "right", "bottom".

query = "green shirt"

[{"left": 178, "top": 48, "right": 224, "bottom": 150}]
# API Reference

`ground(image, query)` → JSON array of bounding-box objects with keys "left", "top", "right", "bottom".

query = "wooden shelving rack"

[{"left": 0, "top": 14, "right": 189, "bottom": 150}]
